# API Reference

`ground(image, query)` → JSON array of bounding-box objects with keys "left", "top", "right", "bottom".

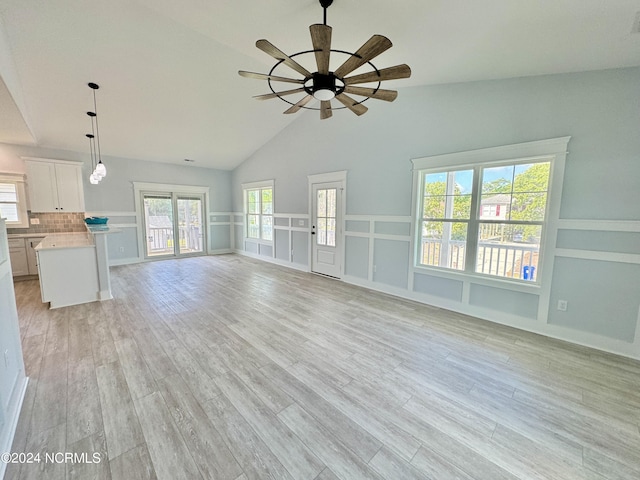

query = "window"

[
  {"left": 0, "top": 175, "right": 29, "bottom": 228},
  {"left": 420, "top": 169, "right": 473, "bottom": 270},
  {"left": 413, "top": 138, "right": 569, "bottom": 284},
  {"left": 243, "top": 181, "right": 273, "bottom": 242}
]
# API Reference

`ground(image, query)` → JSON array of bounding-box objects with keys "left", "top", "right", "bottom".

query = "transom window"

[
  {"left": 0, "top": 176, "right": 29, "bottom": 228},
  {"left": 244, "top": 181, "right": 273, "bottom": 242},
  {"left": 414, "top": 143, "right": 559, "bottom": 284}
]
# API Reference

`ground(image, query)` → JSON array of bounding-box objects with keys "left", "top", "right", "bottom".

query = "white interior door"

[{"left": 311, "top": 181, "right": 343, "bottom": 278}]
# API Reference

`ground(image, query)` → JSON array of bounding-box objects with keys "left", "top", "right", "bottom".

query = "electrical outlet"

[
  {"left": 557, "top": 300, "right": 568, "bottom": 311},
  {"left": 118, "top": 247, "right": 125, "bottom": 253},
  {"left": 30, "top": 218, "right": 40, "bottom": 225}
]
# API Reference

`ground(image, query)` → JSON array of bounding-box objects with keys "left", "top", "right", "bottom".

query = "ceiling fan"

[{"left": 238, "top": 0, "right": 411, "bottom": 120}]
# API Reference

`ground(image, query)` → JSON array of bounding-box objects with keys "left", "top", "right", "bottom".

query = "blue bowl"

[{"left": 84, "top": 217, "right": 109, "bottom": 225}]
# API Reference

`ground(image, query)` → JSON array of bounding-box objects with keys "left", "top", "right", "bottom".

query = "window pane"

[
  {"left": 317, "top": 218, "right": 327, "bottom": 246},
  {"left": 247, "top": 214, "right": 259, "bottom": 238},
  {"left": 513, "top": 163, "right": 550, "bottom": 193},
  {"left": 480, "top": 193, "right": 511, "bottom": 220},
  {"left": 452, "top": 194, "right": 472, "bottom": 219},
  {"left": 511, "top": 192, "right": 547, "bottom": 221},
  {"left": 248, "top": 189, "right": 259, "bottom": 214},
  {"left": 476, "top": 223, "right": 542, "bottom": 280},
  {"left": 482, "top": 166, "right": 514, "bottom": 194},
  {"left": 262, "top": 188, "right": 273, "bottom": 214},
  {"left": 0, "top": 203, "right": 19, "bottom": 222},
  {"left": 0, "top": 183, "right": 17, "bottom": 202},
  {"left": 420, "top": 221, "right": 467, "bottom": 270},
  {"left": 423, "top": 170, "right": 473, "bottom": 221},
  {"left": 247, "top": 189, "right": 258, "bottom": 203},
  {"left": 424, "top": 172, "right": 447, "bottom": 194},
  {"left": 326, "top": 218, "right": 336, "bottom": 247},
  {"left": 326, "top": 189, "right": 336, "bottom": 218},
  {"left": 317, "top": 189, "right": 326, "bottom": 217},
  {"left": 423, "top": 196, "right": 445, "bottom": 219}
]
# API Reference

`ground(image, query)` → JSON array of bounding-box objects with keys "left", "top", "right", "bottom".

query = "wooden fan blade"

[
  {"left": 343, "top": 86, "right": 398, "bottom": 102},
  {"left": 334, "top": 35, "right": 392, "bottom": 78},
  {"left": 320, "top": 100, "right": 332, "bottom": 120},
  {"left": 256, "top": 39, "right": 312, "bottom": 78},
  {"left": 335, "top": 93, "right": 368, "bottom": 116},
  {"left": 253, "top": 88, "right": 306, "bottom": 100},
  {"left": 344, "top": 64, "right": 412, "bottom": 85},
  {"left": 284, "top": 95, "right": 313, "bottom": 114},
  {"left": 310, "top": 24, "right": 332, "bottom": 75},
  {"left": 238, "top": 71, "right": 304, "bottom": 84}
]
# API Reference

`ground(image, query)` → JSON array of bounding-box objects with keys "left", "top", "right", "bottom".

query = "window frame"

[
  {"left": 242, "top": 180, "right": 274, "bottom": 244},
  {"left": 411, "top": 137, "right": 570, "bottom": 289},
  {"left": 0, "top": 174, "right": 29, "bottom": 229}
]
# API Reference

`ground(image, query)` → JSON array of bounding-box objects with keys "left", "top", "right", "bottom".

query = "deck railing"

[
  {"left": 421, "top": 238, "right": 539, "bottom": 280},
  {"left": 147, "top": 226, "right": 203, "bottom": 254}
]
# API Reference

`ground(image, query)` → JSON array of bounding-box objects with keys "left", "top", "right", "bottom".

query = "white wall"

[
  {"left": 0, "top": 143, "right": 234, "bottom": 262},
  {"left": 0, "top": 219, "right": 28, "bottom": 478},
  {"left": 231, "top": 67, "right": 640, "bottom": 359}
]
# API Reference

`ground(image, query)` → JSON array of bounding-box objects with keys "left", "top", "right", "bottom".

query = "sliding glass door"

[{"left": 142, "top": 192, "right": 205, "bottom": 258}]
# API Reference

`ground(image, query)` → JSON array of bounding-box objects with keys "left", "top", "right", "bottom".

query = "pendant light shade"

[{"left": 95, "top": 161, "right": 107, "bottom": 177}]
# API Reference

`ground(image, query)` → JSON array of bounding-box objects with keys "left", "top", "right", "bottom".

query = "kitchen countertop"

[
  {"left": 34, "top": 232, "right": 95, "bottom": 250},
  {"left": 7, "top": 233, "right": 54, "bottom": 238}
]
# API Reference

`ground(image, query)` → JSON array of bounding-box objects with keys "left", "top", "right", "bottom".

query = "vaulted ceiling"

[{"left": 1, "top": 0, "right": 639, "bottom": 170}]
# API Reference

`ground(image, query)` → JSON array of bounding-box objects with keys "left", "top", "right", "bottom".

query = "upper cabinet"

[{"left": 24, "top": 158, "right": 85, "bottom": 212}]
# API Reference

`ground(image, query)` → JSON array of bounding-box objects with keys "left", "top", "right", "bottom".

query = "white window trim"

[
  {"left": 242, "top": 179, "right": 274, "bottom": 246},
  {"left": 0, "top": 174, "right": 29, "bottom": 228},
  {"left": 409, "top": 137, "right": 570, "bottom": 300}
]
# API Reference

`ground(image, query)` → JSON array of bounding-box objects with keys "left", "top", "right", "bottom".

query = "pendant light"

[
  {"left": 86, "top": 82, "right": 107, "bottom": 183},
  {"left": 86, "top": 133, "right": 99, "bottom": 184}
]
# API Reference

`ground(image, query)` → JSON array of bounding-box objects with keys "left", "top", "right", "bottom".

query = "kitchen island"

[{"left": 35, "top": 226, "right": 120, "bottom": 308}]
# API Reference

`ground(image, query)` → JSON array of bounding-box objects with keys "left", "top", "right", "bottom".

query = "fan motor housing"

[{"left": 305, "top": 72, "right": 344, "bottom": 100}]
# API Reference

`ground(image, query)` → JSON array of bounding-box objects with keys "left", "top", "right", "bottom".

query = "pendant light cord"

[{"left": 92, "top": 88, "right": 102, "bottom": 164}]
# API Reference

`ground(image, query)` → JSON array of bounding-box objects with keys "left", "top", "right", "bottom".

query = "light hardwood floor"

[{"left": 5, "top": 254, "right": 640, "bottom": 480}]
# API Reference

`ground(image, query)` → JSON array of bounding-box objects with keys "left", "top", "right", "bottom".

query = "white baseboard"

[
  {"left": 109, "top": 257, "right": 141, "bottom": 267},
  {"left": 234, "top": 249, "right": 310, "bottom": 273},
  {"left": 208, "top": 249, "right": 233, "bottom": 255},
  {"left": 0, "top": 376, "right": 29, "bottom": 479}
]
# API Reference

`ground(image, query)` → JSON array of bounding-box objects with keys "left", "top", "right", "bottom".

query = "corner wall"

[{"left": 231, "top": 67, "right": 640, "bottom": 360}]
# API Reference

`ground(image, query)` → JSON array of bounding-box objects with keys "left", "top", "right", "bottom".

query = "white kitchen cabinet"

[
  {"left": 26, "top": 237, "right": 45, "bottom": 275},
  {"left": 24, "top": 158, "right": 85, "bottom": 212},
  {"left": 8, "top": 238, "right": 28, "bottom": 277}
]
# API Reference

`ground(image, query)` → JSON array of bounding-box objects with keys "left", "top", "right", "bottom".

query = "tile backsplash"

[{"left": 7, "top": 212, "right": 86, "bottom": 235}]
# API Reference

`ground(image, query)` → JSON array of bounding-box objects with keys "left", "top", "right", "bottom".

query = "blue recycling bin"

[{"left": 523, "top": 265, "right": 536, "bottom": 281}]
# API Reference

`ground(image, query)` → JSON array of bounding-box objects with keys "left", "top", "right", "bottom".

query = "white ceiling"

[{"left": 1, "top": 0, "right": 639, "bottom": 170}]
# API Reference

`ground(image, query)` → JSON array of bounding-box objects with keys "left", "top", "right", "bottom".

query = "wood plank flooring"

[{"left": 5, "top": 254, "right": 640, "bottom": 479}]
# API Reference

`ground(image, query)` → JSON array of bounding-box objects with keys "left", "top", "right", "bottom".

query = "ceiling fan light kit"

[{"left": 239, "top": 0, "right": 411, "bottom": 119}]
